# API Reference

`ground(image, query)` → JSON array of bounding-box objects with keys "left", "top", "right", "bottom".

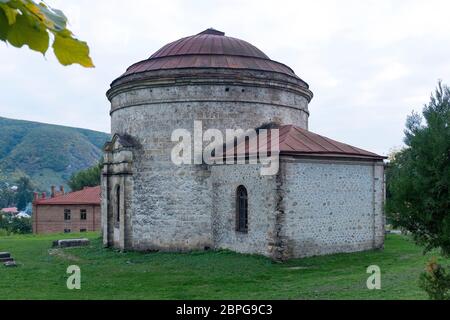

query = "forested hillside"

[{"left": 0, "top": 117, "right": 109, "bottom": 190}]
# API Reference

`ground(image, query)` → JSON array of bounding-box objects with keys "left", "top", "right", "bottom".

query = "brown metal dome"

[
  {"left": 119, "top": 28, "right": 300, "bottom": 80},
  {"left": 150, "top": 28, "right": 269, "bottom": 60}
]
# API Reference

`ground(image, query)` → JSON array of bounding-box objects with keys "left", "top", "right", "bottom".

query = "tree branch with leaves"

[{"left": 0, "top": 0, "right": 93, "bottom": 67}]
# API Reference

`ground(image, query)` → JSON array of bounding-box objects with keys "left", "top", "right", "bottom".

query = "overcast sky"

[{"left": 1, "top": 0, "right": 449, "bottom": 155}]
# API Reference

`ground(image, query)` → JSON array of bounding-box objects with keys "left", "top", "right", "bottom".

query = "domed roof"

[
  {"left": 150, "top": 28, "right": 269, "bottom": 60},
  {"left": 118, "top": 28, "right": 300, "bottom": 80}
]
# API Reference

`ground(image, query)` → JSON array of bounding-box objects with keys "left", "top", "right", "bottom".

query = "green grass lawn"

[{"left": 0, "top": 232, "right": 445, "bottom": 300}]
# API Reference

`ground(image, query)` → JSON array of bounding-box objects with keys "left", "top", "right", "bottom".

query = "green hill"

[{"left": 0, "top": 117, "right": 110, "bottom": 191}]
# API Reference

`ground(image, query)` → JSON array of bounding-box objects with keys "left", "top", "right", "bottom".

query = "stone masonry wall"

[
  {"left": 210, "top": 164, "right": 278, "bottom": 256},
  {"left": 281, "top": 158, "right": 385, "bottom": 258},
  {"left": 102, "top": 139, "right": 134, "bottom": 250},
  {"left": 108, "top": 75, "right": 310, "bottom": 252},
  {"left": 110, "top": 84, "right": 309, "bottom": 130}
]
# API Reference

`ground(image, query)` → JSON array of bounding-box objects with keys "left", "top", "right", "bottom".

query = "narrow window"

[
  {"left": 80, "top": 209, "right": 87, "bottom": 220},
  {"left": 116, "top": 185, "right": 121, "bottom": 223},
  {"left": 64, "top": 209, "right": 71, "bottom": 221},
  {"left": 236, "top": 185, "right": 248, "bottom": 233}
]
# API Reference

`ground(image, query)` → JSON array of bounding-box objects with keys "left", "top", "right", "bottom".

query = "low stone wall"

[{"left": 281, "top": 158, "right": 385, "bottom": 258}]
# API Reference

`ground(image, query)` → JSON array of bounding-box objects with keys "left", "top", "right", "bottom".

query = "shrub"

[
  {"left": 0, "top": 214, "right": 31, "bottom": 234},
  {"left": 420, "top": 258, "right": 450, "bottom": 300},
  {"left": 8, "top": 217, "right": 32, "bottom": 234}
]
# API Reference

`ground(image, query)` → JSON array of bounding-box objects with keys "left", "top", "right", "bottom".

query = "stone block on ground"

[
  {"left": 0, "top": 252, "right": 11, "bottom": 258},
  {"left": 52, "top": 238, "right": 90, "bottom": 248},
  {"left": 0, "top": 257, "right": 14, "bottom": 263},
  {"left": 4, "top": 260, "right": 17, "bottom": 268}
]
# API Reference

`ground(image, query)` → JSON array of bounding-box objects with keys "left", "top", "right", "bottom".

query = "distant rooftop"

[
  {"left": 34, "top": 186, "right": 101, "bottom": 205},
  {"left": 1, "top": 207, "right": 18, "bottom": 214}
]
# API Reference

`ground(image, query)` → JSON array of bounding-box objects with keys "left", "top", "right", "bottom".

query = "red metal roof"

[
  {"left": 1, "top": 207, "right": 18, "bottom": 213},
  {"left": 221, "top": 125, "right": 386, "bottom": 160},
  {"left": 34, "top": 186, "right": 101, "bottom": 206},
  {"left": 150, "top": 29, "right": 269, "bottom": 59},
  {"left": 119, "top": 28, "right": 299, "bottom": 80}
]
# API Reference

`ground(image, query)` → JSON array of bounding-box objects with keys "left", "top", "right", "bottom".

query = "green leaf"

[
  {"left": 1, "top": 0, "right": 93, "bottom": 67},
  {"left": 21, "top": 1, "right": 66, "bottom": 32},
  {"left": 0, "top": 3, "right": 17, "bottom": 25},
  {"left": 7, "top": 13, "right": 49, "bottom": 53},
  {"left": 52, "top": 33, "right": 94, "bottom": 67},
  {"left": 38, "top": 3, "right": 67, "bottom": 31},
  {"left": 0, "top": 8, "right": 8, "bottom": 40}
]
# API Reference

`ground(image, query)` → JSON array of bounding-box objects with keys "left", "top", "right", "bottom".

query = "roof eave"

[
  {"left": 34, "top": 201, "right": 100, "bottom": 206},
  {"left": 211, "top": 151, "right": 386, "bottom": 162},
  {"left": 279, "top": 151, "right": 387, "bottom": 161}
]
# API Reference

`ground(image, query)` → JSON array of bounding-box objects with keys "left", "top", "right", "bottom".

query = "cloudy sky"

[{"left": 1, "top": 0, "right": 449, "bottom": 155}]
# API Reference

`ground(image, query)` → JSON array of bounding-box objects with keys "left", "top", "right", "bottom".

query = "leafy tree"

[
  {"left": 0, "top": 214, "right": 32, "bottom": 234},
  {"left": 0, "top": 184, "right": 16, "bottom": 208},
  {"left": 0, "top": 0, "right": 93, "bottom": 67},
  {"left": 387, "top": 81, "right": 450, "bottom": 299},
  {"left": 15, "top": 176, "right": 34, "bottom": 210},
  {"left": 68, "top": 162, "right": 101, "bottom": 192},
  {"left": 387, "top": 81, "right": 450, "bottom": 254}
]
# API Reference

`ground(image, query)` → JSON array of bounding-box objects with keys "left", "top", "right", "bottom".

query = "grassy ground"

[{"left": 0, "top": 232, "right": 446, "bottom": 300}]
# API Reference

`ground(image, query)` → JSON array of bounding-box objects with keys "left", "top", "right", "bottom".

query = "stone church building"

[{"left": 102, "top": 29, "right": 386, "bottom": 260}]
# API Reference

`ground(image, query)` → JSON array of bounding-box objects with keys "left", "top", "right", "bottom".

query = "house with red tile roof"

[
  {"left": 32, "top": 186, "right": 101, "bottom": 234},
  {"left": 1, "top": 207, "right": 19, "bottom": 216}
]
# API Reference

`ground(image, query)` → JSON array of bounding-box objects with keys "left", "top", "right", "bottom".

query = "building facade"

[
  {"left": 102, "top": 29, "right": 386, "bottom": 259},
  {"left": 33, "top": 186, "right": 101, "bottom": 234}
]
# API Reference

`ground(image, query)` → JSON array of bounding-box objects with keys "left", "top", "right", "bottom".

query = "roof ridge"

[
  {"left": 307, "top": 130, "right": 348, "bottom": 153},
  {"left": 265, "top": 125, "right": 291, "bottom": 146},
  {"left": 285, "top": 130, "right": 315, "bottom": 151},
  {"left": 308, "top": 129, "right": 376, "bottom": 156},
  {"left": 292, "top": 127, "right": 330, "bottom": 152},
  {"left": 272, "top": 125, "right": 385, "bottom": 160}
]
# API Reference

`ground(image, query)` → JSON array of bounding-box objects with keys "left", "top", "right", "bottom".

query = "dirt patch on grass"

[
  {"left": 48, "top": 249, "right": 82, "bottom": 262},
  {"left": 284, "top": 266, "right": 316, "bottom": 271}
]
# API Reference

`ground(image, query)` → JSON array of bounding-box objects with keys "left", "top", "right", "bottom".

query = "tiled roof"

[
  {"left": 220, "top": 125, "right": 386, "bottom": 161},
  {"left": 34, "top": 186, "right": 101, "bottom": 205},
  {"left": 1, "top": 207, "right": 18, "bottom": 213}
]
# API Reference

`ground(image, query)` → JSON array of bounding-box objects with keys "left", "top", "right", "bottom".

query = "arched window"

[
  {"left": 236, "top": 185, "right": 248, "bottom": 233},
  {"left": 116, "top": 185, "right": 121, "bottom": 223}
]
